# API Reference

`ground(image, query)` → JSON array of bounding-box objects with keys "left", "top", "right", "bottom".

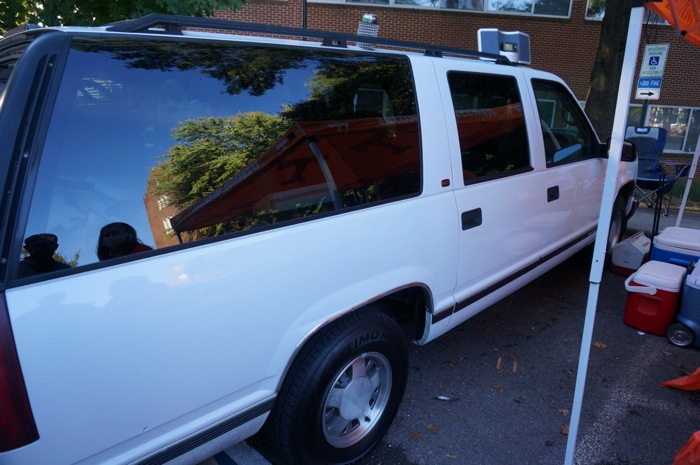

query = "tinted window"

[
  {"left": 0, "top": 44, "right": 24, "bottom": 96},
  {"left": 447, "top": 72, "right": 531, "bottom": 185},
  {"left": 532, "top": 79, "right": 598, "bottom": 167},
  {"left": 17, "top": 38, "right": 419, "bottom": 277}
]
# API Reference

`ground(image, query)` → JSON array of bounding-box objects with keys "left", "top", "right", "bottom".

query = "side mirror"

[{"left": 603, "top": 139, "right": 636, "bottom": 161}]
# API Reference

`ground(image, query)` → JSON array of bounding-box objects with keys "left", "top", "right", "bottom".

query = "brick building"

[{"left": 216, "top": 0, "right": 700, "bottom": 157}]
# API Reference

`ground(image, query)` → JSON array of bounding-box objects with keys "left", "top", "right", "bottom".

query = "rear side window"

[
  {"left": 447, "top": 72, "right": 531, "bottom": 185},
  {"left": 532, "top": 79, "right": 598, "bottom": 167},
  {"left": 16, "top": 38, "right": 420, "bottom": 278}
]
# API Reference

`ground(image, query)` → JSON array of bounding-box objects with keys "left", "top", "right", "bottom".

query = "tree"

[
  {"left": 151, "top": 112, "right": 289, "bottom": 239},
  {"left": 152, "top": 112, "right": 287, "bottom": 207},
  {"left": 584, "top": 0, "right": 633, "bottom": 141},
  {"left": 1, "top": 0, "right": 245, "bottom": 35}
]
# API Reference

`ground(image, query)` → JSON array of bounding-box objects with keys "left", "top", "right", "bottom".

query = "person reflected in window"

[
  {"left": 97, "top": 222, "right": 153, "bottom": 261},
  {"left": 18, "top": 233, "right": 71, "bottom": 277}
]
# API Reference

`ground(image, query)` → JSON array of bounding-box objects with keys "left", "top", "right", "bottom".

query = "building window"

[
  {"left": 629, "top": 104, "right": 700, "bottom": 153},
  {"left": 585, "top": 0, "right": 666, "bottom": 22},
  {"left": 157, "top": 195, "right": 169, "bottom": 210},
  {"left": 324, "top": 0, "right": 571, "bottom": 18},
  {"left": 648, "top": 106, "right": 700, "bottom": 153}
]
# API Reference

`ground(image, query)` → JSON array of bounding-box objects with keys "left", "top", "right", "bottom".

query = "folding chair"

[{"left": 626, "top": 126, "right": 690, "bottom": 216}]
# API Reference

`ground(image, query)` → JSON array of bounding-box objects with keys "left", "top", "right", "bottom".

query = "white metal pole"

[
  {"left": 675, "top": 134, "right": 699, "bottom": 226},
  {"left": 563, "top": 5, "right": 646, "bottom": 464}
]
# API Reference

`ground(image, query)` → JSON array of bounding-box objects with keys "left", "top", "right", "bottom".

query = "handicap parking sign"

[{"left": 639, "top": 44, "right": 669, "bottom": 77}]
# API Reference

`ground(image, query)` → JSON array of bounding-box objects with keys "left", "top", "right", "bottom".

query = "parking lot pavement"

[
  {"left": 627, "top": 204, "right": 700, "bottom": 235},
  {"left": 199, "top": 442, "right": 271, "bottom": 465}
]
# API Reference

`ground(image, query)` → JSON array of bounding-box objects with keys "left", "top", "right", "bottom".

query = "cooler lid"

[
  {"left": 633, "top": 260, "right": 687, "bottom": 292},
  {"left": 688, "top": 264, "right": 700, "bottom": 290},
  {"left": 655, "top": 227, "right": 700, "bottom": 253}
]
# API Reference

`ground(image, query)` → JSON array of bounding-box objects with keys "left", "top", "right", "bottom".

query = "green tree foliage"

[
  {"left": 586, "top": 0, "right": 605, "bottom": 18},
  {"left": 152, "top": 112, "right": 289, "bottom": 238},
  {"left": 283, "top": 58, "right": 415, "bottom": 122},
  {"left": 152, "top": 112, "right": 288, "bottom": 211},
  {"left": 20, "top": 249, "right": 80, "bottom": 267},
  {"left": 1, "top": 0, "right": 244, "bottom": 34},
  {"left": 57, "top": 251, "right": 81, "bottom": 268}
]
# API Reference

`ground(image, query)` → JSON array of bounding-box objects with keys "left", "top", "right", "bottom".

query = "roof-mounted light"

[{"left": 478, "top": 28, "right": 531, "bottom": 65}]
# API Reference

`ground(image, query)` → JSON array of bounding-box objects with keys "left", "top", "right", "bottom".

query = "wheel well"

[
  {"left": 364, "top": 286, "right": 429, "bottom": 343},
  {"left": 619, "top": 181, "right": 636, "bottom": 216}
]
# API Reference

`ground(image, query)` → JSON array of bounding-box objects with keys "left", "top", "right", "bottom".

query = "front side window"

[
  {"left": 447, "top": 72, "right": 531, "bottom": 185},
  {"left": 17, "top": 38, "right": 419, "bottom": 278},
  {"left": 533, "top": 79, "right": 598, "bottom": 167}
]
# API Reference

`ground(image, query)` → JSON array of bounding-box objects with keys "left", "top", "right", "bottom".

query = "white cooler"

[{"left": 611, "top": 231, "right": 650, "bottom": 276}]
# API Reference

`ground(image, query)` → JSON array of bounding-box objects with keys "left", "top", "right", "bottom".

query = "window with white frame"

[
  {"left": 585, "top": 0, "right": 666, "bottom": 22},
  {"left": 329, "top": 0, "right": 571, "bottom": 17},
  {"left": 629, "top": 104, "right": 700, "bottom": 153}
]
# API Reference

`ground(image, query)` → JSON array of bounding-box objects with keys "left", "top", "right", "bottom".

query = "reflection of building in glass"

[{"left": 144, "top": 170, "right": 181, "bottom": 249}]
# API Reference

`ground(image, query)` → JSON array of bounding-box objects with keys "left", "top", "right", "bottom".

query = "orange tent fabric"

[
  {"left": 662, "top": 366, "right": 700, "bottom": 390},
  {"left": 673, "top": 431, "right": 700, "bottom": 465},
  {"left": 646, "top": 0, "right": 700, "bottom": 46}
]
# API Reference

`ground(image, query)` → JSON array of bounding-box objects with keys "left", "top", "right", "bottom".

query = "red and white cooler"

[
  {"left": 611, "top": 231, "right": 651, "bottom": 276},
  {"left": 623, "top": 260, "right": 687, "bottom": 336}
]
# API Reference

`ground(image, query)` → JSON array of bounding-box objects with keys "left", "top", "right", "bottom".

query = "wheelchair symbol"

[{"left": 649, "top": 56, "right": 660, "bottom": 66}]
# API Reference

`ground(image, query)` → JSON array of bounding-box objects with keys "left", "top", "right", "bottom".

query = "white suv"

[{"left": 0, "top": 14, "right": 636, "bottom": 465}]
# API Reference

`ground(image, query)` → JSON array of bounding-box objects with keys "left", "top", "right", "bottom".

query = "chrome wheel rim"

[{"left": 321, "top": 352, "right": 392, "bottom": 448}]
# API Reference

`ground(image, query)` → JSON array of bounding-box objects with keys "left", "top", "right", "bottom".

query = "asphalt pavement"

[
  {"left": 627, "top": 204, "right": 700, "bottom": 235},
  {"left": 207, "top": 205, "right": 700, "bottom": 465}
]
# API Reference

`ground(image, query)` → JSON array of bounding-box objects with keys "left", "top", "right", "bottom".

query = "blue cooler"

[
  {"left": 669, "top": 265, "right": 700, "bottom": 348},
  {"left": 651, "top": 227, "right": 700, "bottom": 267}
]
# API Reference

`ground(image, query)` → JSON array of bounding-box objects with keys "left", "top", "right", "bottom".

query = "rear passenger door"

[{"left": 434, "top": 63, "right": 555, "bottom": 317}]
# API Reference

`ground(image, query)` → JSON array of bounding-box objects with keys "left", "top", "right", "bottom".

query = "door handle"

[
  {"left": 547, "top": 186, "right": 559, "bottom": 202},
  {"left": 461, "top": 208, "right": 482, "bottom": 231}
]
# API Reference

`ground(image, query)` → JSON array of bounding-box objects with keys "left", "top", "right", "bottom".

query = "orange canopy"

[{"left": 646, "top": 0, "right": 700, "bottom": 46}]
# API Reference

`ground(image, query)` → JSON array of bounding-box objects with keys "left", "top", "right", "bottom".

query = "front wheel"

[
  {"left": 267, "top": 308, "right": 409, "bottom": 465},
  {"left": 607, "top": 196, "right": 627, "bottom": 255}
]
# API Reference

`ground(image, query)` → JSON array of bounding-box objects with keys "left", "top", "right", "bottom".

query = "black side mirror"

[{"left": 603, "top": 138, "right": 636, "bottom": 161}]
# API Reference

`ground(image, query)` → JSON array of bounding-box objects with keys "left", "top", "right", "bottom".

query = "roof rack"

[
  {"left": 104, "top": 14, "right": 513, "bottom": 65},
  {"left": 2, "top": 23, "right": 41, "bottom": 39}
]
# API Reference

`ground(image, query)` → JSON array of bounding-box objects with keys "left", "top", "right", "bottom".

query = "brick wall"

[{"left": 215, "top": 0, "right": 700, "bottom": 106}]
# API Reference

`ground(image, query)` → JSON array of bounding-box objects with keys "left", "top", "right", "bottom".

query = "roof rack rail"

[
  {"left": 2, "top": 23, "right": 41, "bottom": 39},
  {"left": 104, "top": 14, "right": 513, "bottom": 65}
]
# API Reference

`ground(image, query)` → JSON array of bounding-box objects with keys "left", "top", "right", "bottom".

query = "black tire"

[
  {"left": 607, "top": 196, "right": 627, "bottom": 254},
  {"left": 667, "top": 323, "right": 695, "bottom": 348},
  {"left": 267, "top": 308, "right": 409, "bottom": 465}
]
